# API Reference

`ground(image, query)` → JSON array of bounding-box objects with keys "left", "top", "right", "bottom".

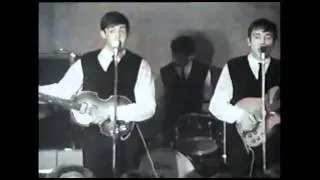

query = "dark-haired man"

[
  {"left": 158, "top": 36, "right": 213, "bottom": 145},
  {"left": 208, "top": 18, "right": 280, "bottom": 177},
  {"left": 39, "top": 11, "right": 156, "bottom": 177}
]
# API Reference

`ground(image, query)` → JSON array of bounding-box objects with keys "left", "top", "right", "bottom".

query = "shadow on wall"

[
  {"left": 178, "top": 30, "right": 215, "bottom": 66},
  {"left": 176, "top": 29, "right": 232, "bottom": 89}
]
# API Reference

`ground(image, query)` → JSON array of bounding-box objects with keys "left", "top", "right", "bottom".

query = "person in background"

[{"left": 156, "top": 35, "right": 213, "bottom": 145}]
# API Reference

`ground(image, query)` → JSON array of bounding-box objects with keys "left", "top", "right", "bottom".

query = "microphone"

[
  {"left": 112, "top": 40, "right": 121, "bottom": 60},
  {"left": 260, "top": 46, "right": 267, "bottom": 60},
  {"left": 260, "top": 46, "right": 267, "bottom": 53}
]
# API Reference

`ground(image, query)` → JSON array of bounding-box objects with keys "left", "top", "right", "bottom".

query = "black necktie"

[
  {"left": 181, "top": 67, "right": 186, "bottom": 80},
  {"left": 258, "top": 63, "right": 262, "bottom": 80}
]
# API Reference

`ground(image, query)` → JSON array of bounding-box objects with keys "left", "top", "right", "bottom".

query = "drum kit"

[
  {"left": 39, "top": 47, "right": 280, "bottom": 177},
  {"left": 138, "top": 86, "right": 280, "bottom": 178},
  {"left": 139, "top": 111, "right": 225, "bottom": 178}
]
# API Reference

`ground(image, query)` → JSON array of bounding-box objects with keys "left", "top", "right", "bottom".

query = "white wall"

[{"left": 39, "top": 2, "right": 280, "bottom": 71}]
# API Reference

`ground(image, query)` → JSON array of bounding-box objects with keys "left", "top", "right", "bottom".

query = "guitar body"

[
  {"left": 39, "top": 91, "right": 135, "bottom": 140},
  {"left": 70, "top": 91, "right": 135, "bottom": 139},
  {"left": 235, "top": 86, "right": 280, "bottom": 148}
]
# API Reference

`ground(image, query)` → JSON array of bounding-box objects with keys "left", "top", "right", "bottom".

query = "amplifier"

[{"left": 38, "top": 149, "right": 83, "bottom": 174}]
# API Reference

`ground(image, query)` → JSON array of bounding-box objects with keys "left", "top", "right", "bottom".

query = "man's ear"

[
  {"left": 247, "top": 37, "right": 251, "bottom": 47},
  {"left": 100, "top": 30, "right": 106, "bottom": 39}
]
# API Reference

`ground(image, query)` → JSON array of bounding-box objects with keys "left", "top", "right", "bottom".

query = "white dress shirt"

[
  {"left": 208, "top": 53, "right": 271, "bottom": 124},
  {"left": 39, "top": 47, "right": 156, "bottom": 122}
]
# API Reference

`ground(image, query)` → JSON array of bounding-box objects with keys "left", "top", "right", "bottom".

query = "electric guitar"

[
  {"left": 38, "top": 91, "right": 135, "bottom": 140},
  {"left": 235, "top": 86, "right": 280, "bottom": 149}
]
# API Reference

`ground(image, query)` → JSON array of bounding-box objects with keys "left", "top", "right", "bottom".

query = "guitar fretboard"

[{"left": 39, "top": 93, "right": 81, "bottom": 111}]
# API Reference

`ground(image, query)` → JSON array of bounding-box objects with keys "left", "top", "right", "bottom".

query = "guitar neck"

[{"left": 39, "top": 93, "right": 81, "bottom": 111}]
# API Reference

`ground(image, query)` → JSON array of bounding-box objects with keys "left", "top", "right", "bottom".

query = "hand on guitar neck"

[
  {"left": 38, "top": 91, "right": 136, "bottom": 139},
  {"left": 38, "top": 94, "right": 112, "bottom": 124}
]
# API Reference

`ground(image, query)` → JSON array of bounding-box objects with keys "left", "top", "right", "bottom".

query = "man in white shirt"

[
  {"left": 208, "top": 18, "right": 280, "bottom": 177},
  {"left": 39, "top": 11, "right": 156, "bottom": 177},
  {"left": 156, "top": 36, "right": 213, "bottom": 146}
]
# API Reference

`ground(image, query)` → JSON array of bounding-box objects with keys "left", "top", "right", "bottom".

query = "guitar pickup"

[{"left": 79, "top": 102, "right": 89, "bottom": 114}]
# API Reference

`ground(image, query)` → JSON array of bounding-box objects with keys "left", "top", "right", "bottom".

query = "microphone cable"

[{"left": 136, "top": 124, "right": 160, "bottom": 178}]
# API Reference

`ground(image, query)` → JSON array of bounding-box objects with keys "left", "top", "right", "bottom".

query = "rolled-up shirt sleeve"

[
  {"left": 115, "top": 60, "right": 156, "bottom": 122},
  {"left": 208, "top": 64, "right": 247, "bottom": 124},
  {"left": 38, "top": 60, "right": 84, "bottom": 100}
]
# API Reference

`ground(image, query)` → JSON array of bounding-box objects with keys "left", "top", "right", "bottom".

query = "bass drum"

[
  {"left": 173, "top": 113, "right": 223, "bottom": 156},
  {"left": 138, "top": 148, "right": 196, "bottom": 178}
]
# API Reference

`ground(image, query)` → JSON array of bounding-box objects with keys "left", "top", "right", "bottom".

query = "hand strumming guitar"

[
  {"left": 85, "top": 104, "right": 116, "bottom": 127},
  {"left": 238, "top": 111, "right": 258, "bottom": 132}
]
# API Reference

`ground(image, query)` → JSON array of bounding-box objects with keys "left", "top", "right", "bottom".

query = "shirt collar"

[
  {"left": 248, "top": 53, "right": 271, "bottom": 67},
  {"left": 98, "top": 47, "right": 126, "bottom": 70}
]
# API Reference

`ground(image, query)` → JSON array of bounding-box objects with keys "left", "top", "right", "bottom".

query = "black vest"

[
  {"left": 80, "top": 49, "right": 142, "bottom": 101},
  {"left": 160, "top": 61, "right": 210, "bottom": 121},
  {"left": 227, "top": 55, "right": 280, "bottom": 105}
]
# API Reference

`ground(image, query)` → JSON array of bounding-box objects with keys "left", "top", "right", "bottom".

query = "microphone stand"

[
  {"left": 112, "top": 47, "right": 119, "bottom": 178},
  {"left": 222, "top": 122, "right": 227, "bottom": 164},
  {"left": 260, "top": 48, "right": 267, "bottom": 172}
]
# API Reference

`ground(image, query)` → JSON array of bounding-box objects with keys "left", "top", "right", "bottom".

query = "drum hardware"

[
  {"left": 174, "top": 127, "right": 179, "bottom": 141},
  {"left": 139, "top": 148, "right": 195, "bottom": 178},
  {"left": 172, "top": 113, "right": 222, "bottom": 156},
  {"left": 222, "top": 122, "right": 227, "bottom": 164},
  {"left": 208, "top": 121, "right": 213, "bottom": 140},
  {"left": 139, "top": 112, "right": 227, "bottom": 177},
  {"left": 138, "top": 147, "right": 225, "bottom": 178}
]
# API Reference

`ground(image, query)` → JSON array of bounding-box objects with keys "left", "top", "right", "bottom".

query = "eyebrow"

[{"left": 252, "top": 32, "right": 273, "bottom": 36}]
